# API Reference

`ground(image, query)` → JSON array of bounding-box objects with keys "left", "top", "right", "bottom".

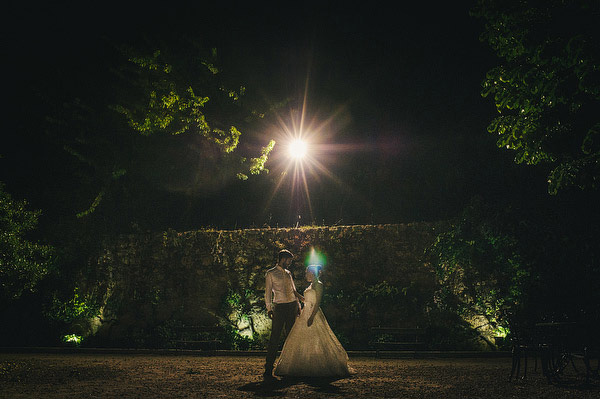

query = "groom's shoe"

[{"left": 263, "top": 369, "right": 275, "bottom": 381}]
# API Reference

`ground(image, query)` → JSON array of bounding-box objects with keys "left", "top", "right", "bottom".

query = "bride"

[{"left": 274, "top": 265, "right": 351, "bottom": 378}]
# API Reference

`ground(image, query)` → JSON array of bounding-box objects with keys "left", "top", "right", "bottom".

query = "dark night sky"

[{"left": 3, "top": 1, "right": 553, "bottom": 230}]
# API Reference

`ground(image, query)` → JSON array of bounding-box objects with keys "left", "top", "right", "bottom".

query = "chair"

[{"left": 509, "top": 329, "right": 539, "bottom": 381}]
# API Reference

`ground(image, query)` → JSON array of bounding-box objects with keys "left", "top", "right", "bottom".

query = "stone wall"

[{"left": 85, "top": 222, "right": 450, "bottom": 349}]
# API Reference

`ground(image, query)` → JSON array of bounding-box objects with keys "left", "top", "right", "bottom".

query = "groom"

[{"left": 264, "top": 249, "right": 301, "bottom": 379}]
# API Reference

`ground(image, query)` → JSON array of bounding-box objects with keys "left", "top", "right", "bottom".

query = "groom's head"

[{"left": 277, "top": 249, "right": 294, "bottom": 266}]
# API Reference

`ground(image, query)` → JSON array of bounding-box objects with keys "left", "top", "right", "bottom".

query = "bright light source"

[{"left": 288, "top": 139, "right": 307, "bottom": 159}]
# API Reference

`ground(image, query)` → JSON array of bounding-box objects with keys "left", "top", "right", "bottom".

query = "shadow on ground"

[{"left": 238, "top": 376, "right": 346, "bottom": 397}]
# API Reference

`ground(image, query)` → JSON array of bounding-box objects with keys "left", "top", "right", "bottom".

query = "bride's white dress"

[{"left": 274, "top": 284, "right": 350, "bottom": 377}]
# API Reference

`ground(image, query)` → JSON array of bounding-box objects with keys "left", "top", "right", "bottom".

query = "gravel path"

[{"left": 1, "top": 353, "right": 598, "bottom": 398}]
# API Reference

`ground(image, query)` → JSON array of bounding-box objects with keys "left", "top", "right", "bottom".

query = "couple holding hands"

[{"left": 263, "top": 249, "right": 351, "bottom": 380}]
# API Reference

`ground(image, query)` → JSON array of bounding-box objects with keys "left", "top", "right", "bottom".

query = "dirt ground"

[{"left": 1, "top": 353, "right": 598, "bottom": 398}]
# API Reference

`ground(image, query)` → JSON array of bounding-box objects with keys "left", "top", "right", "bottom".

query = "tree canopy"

[
  {"left": 53, "top": 37, "right": 274, "bottom": 221},
  {"left": 473, "top": 0, "right": 600, "bottom": 194},
  {"left": 3, "top": 28, "right": 279, "bottom": 241}
]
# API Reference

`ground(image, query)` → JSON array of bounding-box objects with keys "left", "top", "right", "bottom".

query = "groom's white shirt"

[{"left": 265, "top": 266, "right": 297, "bottom": 312}]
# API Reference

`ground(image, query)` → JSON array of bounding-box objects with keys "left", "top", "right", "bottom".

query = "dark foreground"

[{"left": 1, "top": 353, "right": 598, "bottom": 398}]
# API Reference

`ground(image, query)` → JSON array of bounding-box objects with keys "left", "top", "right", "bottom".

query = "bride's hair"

[{"left": 307, "top": 264, "right": 322, "bottom": 277}]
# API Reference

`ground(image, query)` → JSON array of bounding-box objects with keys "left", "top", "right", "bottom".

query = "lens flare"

[
  {"left": 306, "top": 247, "right": 326, "bottom": 268},
  {"left": 257, "top": 64, "right": 373, "bottom": 226},
  {"left": 288, "top": 139, "right": 308, "bottom": 159}
]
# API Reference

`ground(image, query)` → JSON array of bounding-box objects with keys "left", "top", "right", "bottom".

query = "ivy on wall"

[{"left": 82, "top": 223, "right": 475, "bottom": 350}]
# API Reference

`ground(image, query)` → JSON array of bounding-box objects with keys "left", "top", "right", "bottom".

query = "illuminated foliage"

[
  {"left": 428, "top": 198, "right": 531, "bottom": 333},
  {"left": 111, "top": 47, "right": 244, "bottom": 153},
  {"left": 62, "top": 333, "right": 83, "bottom": 346},
  {"left": 473, "top": 0, "right": 600, "bottom": 193},
  {"left": 45, "top": 287, "right": 100, "bottom": 324},
  {"left": 237, "top": 139, "right": 276, "bottom": 180},
  {"left": 0, "top": 183, "right": 55, "bottom": 301},
  {"left": 50, "top": 38, "right": 271, "bottom": 221}
]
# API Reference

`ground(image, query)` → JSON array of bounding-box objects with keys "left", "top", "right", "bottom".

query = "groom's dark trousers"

[{"left": 265, "top": 301, "right": 298, "bottom": 372}]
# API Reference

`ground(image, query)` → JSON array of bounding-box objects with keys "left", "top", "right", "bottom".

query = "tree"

[
  {"left": 472, "top": 0, "right": 600, "bottom": 194},
  {"left": 0, "top": 183, "right": 55, "bottom": 303},
  {"left": 429, "top": 194, "right": 600, "bottom": 341},
  {"left": 49, "top": 35, "right": 274, "bottom": 224},
  {"left": 427, "top": 198, "right": 531, "bottom": 340}
]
